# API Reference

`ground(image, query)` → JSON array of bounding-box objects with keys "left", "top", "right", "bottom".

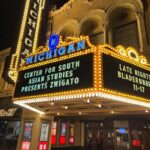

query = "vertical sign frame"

[{"left": 9, "top": 0, "right": 46, "bottom": 82}]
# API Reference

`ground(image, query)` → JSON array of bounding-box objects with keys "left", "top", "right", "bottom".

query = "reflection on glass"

[
  {"left": 51, "top": 122, "right": 57, "bottom": 145},
  {"left": 131, "top": 130, "right": 142, "bottom": 147},
  {"left": 23, "top": 123, "right": 33, "bottom": 141},
  {"left": 115, "top": 128, "right": 129, "bottom": 149},
  {"left": 60, "top": 122, "right": 67, "bottom": 145},
  {"left": 40, "top": 123, "right": 49, "bottom": 142},
  {"left": 69, "top": 123, "right": 75, "bottom": 144}
]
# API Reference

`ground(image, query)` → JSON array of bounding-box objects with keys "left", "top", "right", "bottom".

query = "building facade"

[
  {"left": 0, "top": 48, "right": 22, "bottom": 150},
  {"left": 45, "top": 1, "right": 150, "bottom": 149},
  {"left": 4, "top": 0, "right": 150, "bottom": 150}
]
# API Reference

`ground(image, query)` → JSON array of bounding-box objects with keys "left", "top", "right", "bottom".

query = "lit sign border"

[
  {"left": 13, "top": 48, "right": 98, "bottom": 101},
  {"left": 13, "top": 41, "right": 150, "bottom": 113},
  {"left": 98, "top": 46, "right": 150, "bottom": 103},
  {"left": 9, "top": 0, "right": 46, "bottom": 82},
  {"left": 13, "top": 43, "right": 150, "bottom": 103}
]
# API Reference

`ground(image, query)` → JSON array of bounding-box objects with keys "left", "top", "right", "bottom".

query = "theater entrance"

[{"left": 84, "top": 122, "right": 103, "bottom": 150}]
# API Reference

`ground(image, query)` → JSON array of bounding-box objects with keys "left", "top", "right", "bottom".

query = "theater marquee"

[
  {"left": 13, "top": 36, "right": 97, "bottom": 101},
  {"left": 12, "top": 36, "right": 150, "bottom": 113},
  {"left": 14, "top": 53, "right": 93, "bottom": 98},
  {"left": 102, "top": 53, "right": 150, "bottom": 99}
]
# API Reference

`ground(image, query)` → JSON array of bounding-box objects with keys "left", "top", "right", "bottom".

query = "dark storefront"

[
  {"left": 43, "top": 115, "right": 150, "bottom": 150},
  {"left": 0, "top": 97, "right": 22, "bottom": 150}
]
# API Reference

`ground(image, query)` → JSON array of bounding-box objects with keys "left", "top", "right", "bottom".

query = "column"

[
  {"left": 103, "top": 20, "right": 109, "bottom": 44},
  {"left": 136, "top": 11, "right": 148, "bottom": 52}
]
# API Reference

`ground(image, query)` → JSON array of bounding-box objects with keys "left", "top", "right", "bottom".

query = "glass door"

[{"left": 115, "top": 128, "right": 130, "bottom": 150}]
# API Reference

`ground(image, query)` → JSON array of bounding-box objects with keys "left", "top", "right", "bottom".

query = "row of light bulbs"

[
  {"left": 51, "top": 99, "right": 102, "bottom": 116},
  {"left": 55, "top": 109, "right": 149, "bottom": 116},
  {"left": 14, "top": 91, "right": 150, "bottom": 114},
  {"left": 16, "top": 92, "right": 150, "bottom": 108}
]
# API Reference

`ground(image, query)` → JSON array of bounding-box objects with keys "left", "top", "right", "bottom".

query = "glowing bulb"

[
  {"left": 98, "top": 104, "right": 101, "bottom": 108},
  {"left": 145, "top": 110, "right": 149, "bottom": 113},
  {"left": 51, "top": 102, "right": 54, "bottom": 106},
  {"left": 79, "top": 112, "right": 82, "bottom": 115},
  {"left": 87, "top": 99, "right": 90, "bottom": 103},
  {"left": 111, "top": 111, "right": 114, "bottom": 114},
  {"left": 65, "top": 106, "right": 68, "bottom": 110}
]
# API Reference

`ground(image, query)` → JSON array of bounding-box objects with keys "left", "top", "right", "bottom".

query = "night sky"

[
  {"left": 0, "top": 0, "right": 24, "bottom": 50},
  {"left": 0, "top": 0, "right": 69, "bottom": 51}
]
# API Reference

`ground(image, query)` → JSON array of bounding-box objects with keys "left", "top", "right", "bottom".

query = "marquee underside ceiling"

[{"left": 28, "top": 97, "right": 149, "bottom": 117}]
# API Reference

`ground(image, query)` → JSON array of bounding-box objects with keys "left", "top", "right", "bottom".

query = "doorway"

[{"left": 84, "top": 122, "right": 103, "bottom": 150}]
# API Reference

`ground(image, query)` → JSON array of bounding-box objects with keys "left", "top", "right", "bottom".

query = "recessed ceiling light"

[
  {"left": 145, "top": 110, "right": 149, "bottom": 113},
  {"left": 79, "top": 112, "right": 82, "bottom": 115},
  {"left": 65, "top": 106, "right": 68, "bottom": 110},
  {"left": 51, "top": 102, "right": 54, "bottom": 106},
  {"left": 87, "top": 99, "right": 90, "bottom": 103},
  {"left": 111, "top": 110, "right": 114, "bottom": 114},
  {"left": 98, "top": 104, "right": 101, "bottom": 108}
]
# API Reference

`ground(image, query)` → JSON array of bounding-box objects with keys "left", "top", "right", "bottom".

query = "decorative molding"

[
  {"left": 55, "top": 19, "right": 80, "bottom": 35},
  {"left": 52, "top": 0, "right": 77, "bottom": 16}
]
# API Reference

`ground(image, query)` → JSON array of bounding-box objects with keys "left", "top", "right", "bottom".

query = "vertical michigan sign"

[{"left": 9, "top": 0, "right": 46, "bottom": 82}]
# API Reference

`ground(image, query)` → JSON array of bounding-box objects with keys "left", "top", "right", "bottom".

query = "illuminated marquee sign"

[
  {"left": 13, "top": 35, "right": 150, "bottom": 108},
  {"left": 0, "top": 108, "right": 17, "bottom": 117},
  {"left": 19, "top": 0, "right": 46, "bottom": 63},
  {"left": 102, "top": 53, "right": 150, "bottom": 99},
  {"left": 9, "top": 0, "right": 46, "bottom": 82},
  {"left": 14, "top": 53, "right": 93, "bottom": 98},
  {"left": 25, "top": 39, "right": 86, "bottom": 65}
]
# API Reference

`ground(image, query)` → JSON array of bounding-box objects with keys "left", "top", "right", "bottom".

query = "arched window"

[
  {"left": 56, "top": 19, "right": 79, "bottom": 40},
  {"left": 59, "top": 26, "right": 75, "bottom": 40},
  {"left": 80, "top": 18, "right": 104, "bottom": 45},
  {"left": 109, "top": 8, "right": 140, "bottom": 50}
]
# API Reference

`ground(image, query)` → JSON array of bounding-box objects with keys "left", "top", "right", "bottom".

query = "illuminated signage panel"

[
  {"left": 23, "top": 122, "right": 33, "bottom": 141},
  {"left": 0, "top": 108, "right": 17, "bottom": 117},
  {"left": 21, "top": 141, "right": 30, "bottom": 150},
  {"left": 19, "top": 0, "right": 45, "bottom": 64},
  {"left": 102, "top": 53, "right": 150, "bottom": 99},
  {"left": 60, "top": 123, "right": 67, "bottom": 145},
  {"left": 38, "top": 141, "right": 48, "bottom": 150},
  {"left": 25, "top": 40, "right": 86, "bottom": 65},
  {"left": 14, "top": 53, "right": 93, "bottom": 98},
  {"left": 51, "top": 122, "right": 57, "bottom": 145}
]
